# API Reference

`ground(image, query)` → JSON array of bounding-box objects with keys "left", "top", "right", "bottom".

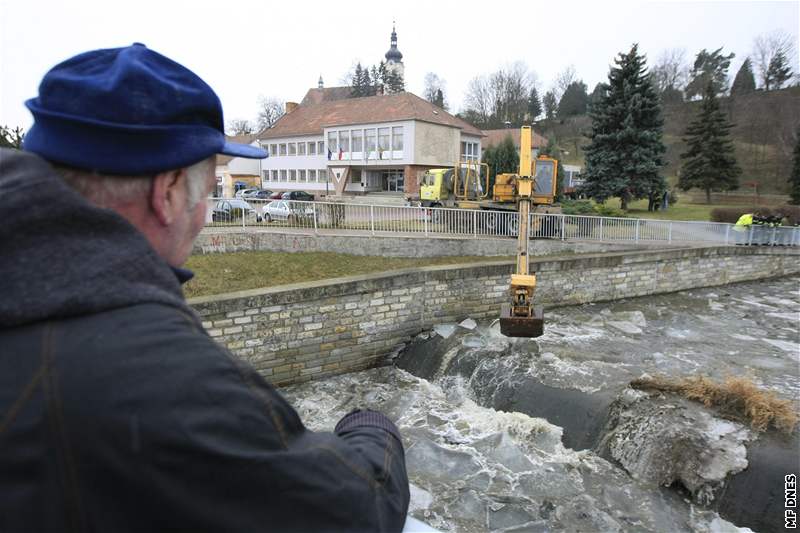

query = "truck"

[{"left": 417, "top": 132, "right": 561, "bottom": 237}]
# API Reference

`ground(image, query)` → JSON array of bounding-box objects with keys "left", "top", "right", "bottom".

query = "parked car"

[
  {"left": 236, "top": 188, "right": 273, "bottom": 200},
  {"left": 262, "top": 200, "right": 315, "bottom": 223},
  {"left": 281, "top": 191, "right": 315, "bottom": 202},
  {"left": 212, "top": 199, "right": 262, "bottom": 223},
  {"left": 269, "top": 191, "right": 285, "bottom": 200}
]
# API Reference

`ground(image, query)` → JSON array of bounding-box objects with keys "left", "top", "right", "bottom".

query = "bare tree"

[
  {"left": 256, "top": 96, "right": 285, "bottom": 131},
  {"left": 553, "top": 65, "right": 577, "bottom": 101},
  {"left": 464, "top": 75, "right": 493, "bottom": 126},
  {"left": 753, "top": 30, "right": 796, "bottom": 90},
  {"left": 464, "top": 62, "right": 535, "bottom": 128},
  {"left": 226, "top": 119, "right": 255, "bottom": 136},
  {"left": 651, "top": 48, "right": 689, "bottom": 93},
  {"left": 423, "top": 72, "right": 448, "bottom": 110}
]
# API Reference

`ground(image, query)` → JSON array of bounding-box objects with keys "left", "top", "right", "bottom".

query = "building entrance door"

[{"left": 382, "top": 170, "right": 405, "bottom": 192}]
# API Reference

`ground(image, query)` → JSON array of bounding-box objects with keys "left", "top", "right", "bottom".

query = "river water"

[{"left": 283, "top": 276, "right": 799, "bottom": 532}]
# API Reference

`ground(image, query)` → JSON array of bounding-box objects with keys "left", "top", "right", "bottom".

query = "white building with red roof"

[{"left": 252, "top": 88, "right": 484, "bottom": 199}]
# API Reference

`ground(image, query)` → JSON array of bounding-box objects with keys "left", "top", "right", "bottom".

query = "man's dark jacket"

[{"left": 0, "top": 149, "right": 410, "bottom": 532}]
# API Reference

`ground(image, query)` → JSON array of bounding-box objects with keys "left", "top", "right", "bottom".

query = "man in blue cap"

[{"left": 0, "top": 44, "right": 409, "bottom": 531}]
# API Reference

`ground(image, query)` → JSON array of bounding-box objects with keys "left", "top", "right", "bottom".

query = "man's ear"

[{"left": 149, "top": 168, "right": 186, "bottom": 226}]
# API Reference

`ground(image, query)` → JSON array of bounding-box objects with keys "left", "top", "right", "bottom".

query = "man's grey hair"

[{"left": 56, "top": 156, "right": 214, "bottom": 209}]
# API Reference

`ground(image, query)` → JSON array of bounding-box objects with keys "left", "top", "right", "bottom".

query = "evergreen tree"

[
  {"left": 790, "top": 126, "right": 800, "bottom": 205},
  {"left": 527, "top": 87, "right": 542, "bottom": 120},
  {"left": 384, "top": 68, "right": 405, "bottom": 93},
  {"left": 351, "top": 63, "right": 366, "bottom": 97},
  {"left": 543, "top": 91, "right": 557, "bottom": 120},
  {"left": 589, "top": 83, "right": 605, "bottom": 107},
  {"left": 685, "top": 47, "right": 735, "bottom": 98},
  {"left": 557, "top": 81, "right": 589, "bottom": 117},
  {"left": 679, "top": 80, "right": 742, "bottom": 203},
  {"left": 765, "top": 51, "right": 793, "bottom": 90},
  {"left": 494, "top": 135, "right": 519, "bottom": 175},
  {"left": 730, "top": 58, "right": 756, "bottom": 95},
  {"left": 433, "top": 89, "right": 445, "bottom": 109},
  {"left": 0, "top": 125, "right": 24, "bottom": 149},
  {"left": 581, "top": 44, "right": 667, "bottom": 210}
]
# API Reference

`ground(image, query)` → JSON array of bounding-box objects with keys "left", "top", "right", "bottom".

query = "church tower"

[{"left": 384, "top": 23, "right": 404, "bottom": 93}]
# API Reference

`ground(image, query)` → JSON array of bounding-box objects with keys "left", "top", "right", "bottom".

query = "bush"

[
  {"left": 775, "top": 204, "right": 800, "bottom": 225},
  {"left": 560, "top": 199, "right": 595, "bottom": 215},
  {"left": 594, "top": 204, "right": 628, "bottom": 218},
  {"left": 710, "top": 207, "right": 757, "bottom": 223},
  {"left": 711, "top": 205, "right": 800, "bottom": 225}
]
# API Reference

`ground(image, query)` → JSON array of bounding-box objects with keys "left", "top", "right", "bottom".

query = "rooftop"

[{"left": 258, "top": 91, "right": 484, "bottom": 140}]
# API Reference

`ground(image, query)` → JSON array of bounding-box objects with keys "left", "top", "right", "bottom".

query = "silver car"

[{"left": 262, "top": 200, "right": 314, "bottom": 223}]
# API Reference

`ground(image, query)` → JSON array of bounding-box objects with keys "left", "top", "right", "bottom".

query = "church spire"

[{"left": 385, "top": 22, "right": 403, "bottom": 63}]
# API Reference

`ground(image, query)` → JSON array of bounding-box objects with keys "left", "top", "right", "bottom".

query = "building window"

[
  {"left": 317, "top": 141, "right": 324, "bottom": 154},
  {"left": 392, "top": 126, "right": 403, "bottom": 151},
  {"left": 271, "top": 170, "right": 278, "bottom": 181},
  {"left": 262, "top": 171, "right": 268, "bottom": 180},
  {"left": 289, "top": 169, "right": 297, "bottom": 182},
  {"left": 288, "top": 142, "right": 296, "bottom": 156},
  {"left": 320, "top": 168, "right": 329, "bottom": 182},
  {"left": 339, "top": 130, "right": 350, "bottom": 153},
  {"left": 327, "top": 132, "right": 337, "bottom": 154},
  {"left": 378, "top": 128, "right": 390, "bottom": 157},
  {"left": 269, "top": 144, "right": 277, "bottom": 156},
  {"left": 366, "top": 129, "right": 376, "bottom": 158},
  {"left": 280, "top": 169, "right": 287, "bottom": 181},
  {"left": 461, "top": 141, "right": 478, "bottom": 161},
  {"left": 352, "top": 130, "right": 363, "bottom": 152},
  {"left": 279, "top": 143, "right": 287, "bottom": 156},
  {"left": 308, "top": 142, "right": 316, "bottom": 155},
  {"left": 298, "top": 142, "right": 306, "bottom": 155},
  {"left": 299, "top": 169, "right": 306, "bottom": 181},
  {"left": 309, "top": 169, "right": 317, "bottom": 181}
]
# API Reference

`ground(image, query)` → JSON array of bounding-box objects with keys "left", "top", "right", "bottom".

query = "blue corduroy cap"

[{"left": 23, "top": 43, "right": 266, "bottom": 175}]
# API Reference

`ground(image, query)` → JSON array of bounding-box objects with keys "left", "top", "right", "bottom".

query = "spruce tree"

[
  {"left": 679, "top": 80, "right": 742, "bottom": 203},
  {"left": 557, "top": 81, "right": 589, "bottom": 118},
  {"left": 730, "top": 58, "right": 756, "bottom": 96},
  {"left": 790, "top": 126, "right": 800, "bottom": 205},
  {"left": 350, "top": 63, "right": 365, "bottom": 97},
  {"left": 543, "top": 91, "right": 557, "bottom": 120},
  {"left": 527, "top": 87, "right": 542, "bottom": 120},
  {"left": 581, "top": 44, "right": 667, "bottom": 210}
]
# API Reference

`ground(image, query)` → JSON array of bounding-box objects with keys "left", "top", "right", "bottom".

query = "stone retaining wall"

[{"left": 189, "top": 246, "right": 799, "bottom": 387}]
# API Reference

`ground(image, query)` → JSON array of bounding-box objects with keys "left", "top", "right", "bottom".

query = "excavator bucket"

[{"left": 499, "top": 304, "right": 544, "bottom": 337}]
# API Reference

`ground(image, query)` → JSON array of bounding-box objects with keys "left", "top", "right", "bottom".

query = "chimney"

[{"left": 285, "top": 102, "right": 299, "bottom": 114}]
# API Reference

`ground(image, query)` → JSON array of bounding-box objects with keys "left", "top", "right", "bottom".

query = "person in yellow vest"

[
  {"left": 734, "top": 213, "right": 753, "bottom": 229},
  {"left": 733, "top": 213, "right": 753, "bottom": 244}
]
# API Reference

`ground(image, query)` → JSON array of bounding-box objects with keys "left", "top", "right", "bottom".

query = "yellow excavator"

[
  {"left": 418, "top": 126, "right": 555, "bottom": 337},
  {"left": 498, "top": 126, "right": 546, "bottom": 337}
]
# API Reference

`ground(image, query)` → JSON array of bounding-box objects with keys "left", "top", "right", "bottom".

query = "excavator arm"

[{"left": 499, "top": 126, "right": 546, "bottom": 337}]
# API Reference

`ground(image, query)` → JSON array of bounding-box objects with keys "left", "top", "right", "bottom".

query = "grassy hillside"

[{"left": 539, "top": 87, "right": 800, "bottom": 194}]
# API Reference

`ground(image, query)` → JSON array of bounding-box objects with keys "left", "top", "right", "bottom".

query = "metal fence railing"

[{"left": 204, "top": 198, "right": 800, "bottom": 247}]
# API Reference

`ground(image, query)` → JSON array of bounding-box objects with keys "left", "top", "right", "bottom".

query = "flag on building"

[{"left": 327, "top": 149, "right": 332, "bottom": 160}]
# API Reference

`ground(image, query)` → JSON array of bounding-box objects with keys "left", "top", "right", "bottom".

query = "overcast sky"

[{"left": 1, "top": 0, "right": 798, "bottom": 131}]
